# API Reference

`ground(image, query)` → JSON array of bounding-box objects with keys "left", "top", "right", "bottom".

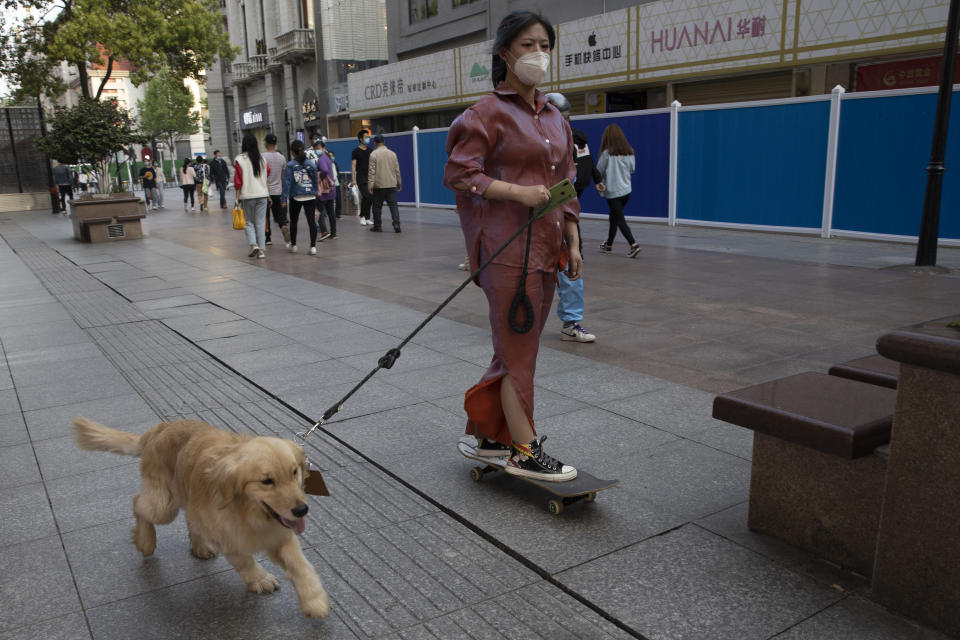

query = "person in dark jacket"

[
  {"left": 209, "top": 150, "right": 230, "bottom": 209},
  {"left": 545, "top": 92, "right": 602, "bottom": 343}
]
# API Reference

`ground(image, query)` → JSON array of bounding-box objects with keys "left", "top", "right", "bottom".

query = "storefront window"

[{"left": 409, "top": 0, "right": 438, "bottom": 24}]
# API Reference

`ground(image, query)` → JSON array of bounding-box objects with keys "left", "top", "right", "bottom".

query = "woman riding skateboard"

[{"left": 444, "top": 10, "right": 581, "bottom": 481}]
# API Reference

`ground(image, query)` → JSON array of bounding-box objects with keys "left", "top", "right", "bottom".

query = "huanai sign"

[
  {"left": 636, "top": 0, "right": 781, "bottom": 82},
  {"left": 459, "top": 40, "right": 493, "bottom": 96},
  {"left": 240, "top": 103, "right": 268, "bottom": 130}
]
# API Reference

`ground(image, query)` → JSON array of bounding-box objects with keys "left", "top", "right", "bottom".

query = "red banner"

[{"left": 856, "top": 55, "right": 960, "bottom": 92}]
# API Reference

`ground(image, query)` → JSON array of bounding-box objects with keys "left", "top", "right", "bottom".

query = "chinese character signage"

[
  {"left": 856, "top": 54, "right": 960, "bottom": 92},
  {"left": 636, "top": 0, "right": 783, "bottom": 82},
  {"left": 556, "top": 7, "right": 631, "bottom": 89},
  {"left": 348, "top": 49, "right": 455, "bottom": 117},
  {"left": 240, "top": 103, "right": 268, "bottom": 130}
]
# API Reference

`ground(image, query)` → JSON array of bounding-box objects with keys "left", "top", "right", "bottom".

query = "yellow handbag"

[{"left": 232, "top": 203, "right": 246, "bottom": 230}]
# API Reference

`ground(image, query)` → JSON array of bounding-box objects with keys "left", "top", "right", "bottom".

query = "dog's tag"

[{"left": 305, "top": 465, "right": 330, "bottom": 496}]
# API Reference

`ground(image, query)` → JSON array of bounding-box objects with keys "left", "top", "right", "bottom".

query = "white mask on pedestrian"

[{"left": 507, "top": 51, "right": 550, "bottom": 86}]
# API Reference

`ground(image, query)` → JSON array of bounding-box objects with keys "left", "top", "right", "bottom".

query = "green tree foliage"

[
  {"left": 1, "top": 0, "right": 236, "bottom": 101},
  {"left": 36, "top": 97, "right": 144, "bottom": 189},
  {"left": 137, "top": 68, "right": 199, "bottom": 183}
]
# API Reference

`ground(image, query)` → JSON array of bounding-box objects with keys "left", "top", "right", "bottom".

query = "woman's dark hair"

[
  {"left": 491, "top": 11, "right": 555, "bottom": 87},
  {"left": 181, "top": 158, "right": 191, "bottom": 172},
  {"left": 241, "top": 133, "right": 263, "bottom": 177},
  {"left": 600, "top": 123, "right": 634, "bottom": 156},
  {"left": 290, "top": 139, "right": 306, "bottom": 164}
]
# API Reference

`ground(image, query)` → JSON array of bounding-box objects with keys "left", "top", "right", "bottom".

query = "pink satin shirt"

[{"left": 444, "top": 82, "right": 580, "bottom": 272}]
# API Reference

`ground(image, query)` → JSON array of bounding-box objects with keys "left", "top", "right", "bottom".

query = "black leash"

[
  {"left": 297, "top": 180, "right": 576, "bottom": 440},
  {"left": 507, "top": 213, "right": 535, "bottom": 334}
]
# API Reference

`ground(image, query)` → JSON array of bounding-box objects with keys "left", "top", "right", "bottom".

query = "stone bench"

[
  {"left": 828, "top": 354, "right": 899, "bottom": 389},
  {"left": 712, "top": 371, "right": 897, "bottom": 577}
]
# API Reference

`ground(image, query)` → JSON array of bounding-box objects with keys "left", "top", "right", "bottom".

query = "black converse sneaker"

[
  {"left": 475, "top": 437, "right": 511, "bottom": 458},
  {"left": 506, "top": 436, "right": 577, "bottom": 481}
]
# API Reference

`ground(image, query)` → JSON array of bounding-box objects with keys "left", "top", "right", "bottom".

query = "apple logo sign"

[{"left": 588, "top": 33, "right": 597, "bottom": 47}]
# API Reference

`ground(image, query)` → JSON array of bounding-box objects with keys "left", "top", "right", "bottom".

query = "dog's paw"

[
  {"left": 246, "top": 573, "right": 281, "bottom": 594},
  {"left": 131, "top": 524, "right": 156, "bottom": 556},
  {"left": 190, "top": 545, "right": 217, "bottom": 560},
  {"left": 300, "top": 590, "right": 330, "bottom": 619}
]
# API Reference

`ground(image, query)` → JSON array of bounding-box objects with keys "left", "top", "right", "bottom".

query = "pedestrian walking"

[
  {"left": 139, "top": 162, "right": 160, "bottom": 210},
  {"left": 350, "top": 129, "right": 374, "bottom": 225},
  {"left": 179, "top": 159, "right": 196, "bottom": 211},
  {"left": 262, "top": 134, "right": 290, "bottom": 246},
  {"left": 77, "top": 169, "right": 89, "bottom": 193},
  {"left": 210, "top": 150, "right": 230, "bottom": 209},
  {"left": 315, "top": 140, "right": 336, "bottom": 239},
  {"left": 234, "top": 133, "right": 270, "bottom": 259},
  {"left": 328, "top": 149, "right": 342, "bottom": 219},
  {"left": 52, "top": 160, "right": 74, "bottom": 212},
  {"left": 368, "top": 134, "right": 403, "bottom": 233},
  {"left": 88, "top": 168, "right": 100, "bottom": 194},
  {"left": 282, "top": 139, "right": 319, "bottom": 255},
  {"left": 545, "top": 91, "right": 602, "bottom": 343},
  {"left": 444, "top": 10, "right": 580, "bottom": 481},
  {"left": 152, "top": 160, "right": 165, "bottom": 208},
  {"left": 597, "top": 123, "right": 641, "bottom": 258},
  {"left": 193, "top": 156, "right": 210, "bottom": 212}
]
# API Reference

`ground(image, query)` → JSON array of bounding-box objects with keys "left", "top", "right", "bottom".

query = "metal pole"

[{"left": 915, "top": 0, "right": 960, "bottom": 266}]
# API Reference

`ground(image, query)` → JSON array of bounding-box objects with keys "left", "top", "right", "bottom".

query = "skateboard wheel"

[
  {"left": 584, "top": 492, "right": 597, "bottom": 503},
  {"left": 547, "top": 499, "right": 563, "bottom": 515},
  {"left": 470, "top": 467, "right": 483, "bottom": 482}
]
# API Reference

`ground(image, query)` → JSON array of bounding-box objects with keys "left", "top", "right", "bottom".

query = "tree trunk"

[
  {"left": 94, "top": 57, "right": 114, "bottom": 101},
  {"left": 77, "top": 63, "right": 91, "bottom": 100}
]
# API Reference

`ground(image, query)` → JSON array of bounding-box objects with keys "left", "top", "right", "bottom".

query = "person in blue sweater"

[
  {"left": 596, "top": 123, "right": 641, "bottom": 258},
  {"left": 282, "top": 139, "right": 320, "bottom": 255}
]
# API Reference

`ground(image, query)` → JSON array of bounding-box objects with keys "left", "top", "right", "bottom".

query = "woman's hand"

[
  {"left": 565, "top": 246, "right": 583, "bottom": 281},
  {"left": 516, "top": 184, "right": 551, "bottom": 209}
]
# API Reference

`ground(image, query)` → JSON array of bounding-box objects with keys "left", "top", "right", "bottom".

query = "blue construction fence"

[{"left": 326, "top": 85, "right": 960, "bottom": 242}]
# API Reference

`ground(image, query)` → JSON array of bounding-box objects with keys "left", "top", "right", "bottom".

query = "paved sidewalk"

[{"left": 1, "top": 204, "right": 958, "bottom": 640}]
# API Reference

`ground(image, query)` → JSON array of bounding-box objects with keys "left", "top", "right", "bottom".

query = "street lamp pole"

[{"left": 915, "top": 0, "right": 960, "bottom": 266}]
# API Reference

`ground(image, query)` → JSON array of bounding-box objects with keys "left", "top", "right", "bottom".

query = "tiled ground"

[{"left": 1, "top": 201, "right": 957, "bottom": 640}]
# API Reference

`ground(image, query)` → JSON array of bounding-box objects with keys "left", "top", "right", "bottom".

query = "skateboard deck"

[{"left": 457, "top": 441, "right": 619, "bottom": 514}]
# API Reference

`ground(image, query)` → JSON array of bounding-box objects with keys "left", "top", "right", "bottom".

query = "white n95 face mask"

[{"left": 509, "top": 51, "right": 550, "bottom": 86}]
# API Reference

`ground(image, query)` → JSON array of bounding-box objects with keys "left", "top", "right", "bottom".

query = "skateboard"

[{"left": 457, "top": 441, "right": 619, "bottom": 515}]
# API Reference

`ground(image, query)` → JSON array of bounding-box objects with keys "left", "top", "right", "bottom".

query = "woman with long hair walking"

[
  {"left": 597, "top": 123, "right": 641, "bottom": 258},
  {"left": 234, "top": 133, "right": 270, "bottom": 258},
  {"left": 179, "top": 158, "right": 196, "bottom": 211}
]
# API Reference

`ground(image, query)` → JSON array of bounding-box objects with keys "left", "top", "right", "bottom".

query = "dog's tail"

[{"left": 72, "top": 416, "right": 142, "bottom": 457}]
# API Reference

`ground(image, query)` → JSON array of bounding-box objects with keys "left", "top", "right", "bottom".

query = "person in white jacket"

[{"left": 234, "top": 133, "right": 270, "bottom": 259}]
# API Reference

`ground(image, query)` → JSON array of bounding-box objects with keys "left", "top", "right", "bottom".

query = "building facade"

[
  {"left": 347, "top": 0, "right": 955, "bottom": 132},
  {"left": 205, "top": 0, "right": 387, "bottom": 160}
]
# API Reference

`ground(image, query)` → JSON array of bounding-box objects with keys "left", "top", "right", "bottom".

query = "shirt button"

[
  {"left": 471, "top": 186, "right": 477, "bottom": 192},
  {"left": 551, "top": 165, "right": 556, "bottom": 170},
  {"left": 545, "top": 139, "right": 550, "bottom": 144},
  {"left": 534, "top": 115, "right": 539, "bottom": 120}
]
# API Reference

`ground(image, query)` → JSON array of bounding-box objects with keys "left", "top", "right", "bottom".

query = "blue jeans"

[
  {"left": 242, "top": 197, "right": 268, "bottom": 249},
  {"left": 555, "top": 270, "right": 584, "bottom": 324}
]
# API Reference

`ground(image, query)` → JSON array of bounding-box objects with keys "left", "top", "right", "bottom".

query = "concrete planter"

[{"left": 71, "top": 193, "right": 147, "bottom": 242}]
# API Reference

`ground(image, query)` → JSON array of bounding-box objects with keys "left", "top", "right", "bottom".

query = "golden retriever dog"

[{"left": 72, "top": 417, "right": 329, "bottom": 619}]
